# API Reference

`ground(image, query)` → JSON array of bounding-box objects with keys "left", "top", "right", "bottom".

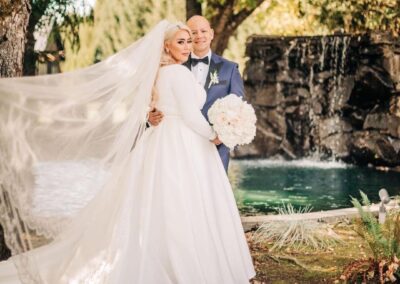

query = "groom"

[{"left": 149, "top": 15, "right": 245, "bottom": 171}]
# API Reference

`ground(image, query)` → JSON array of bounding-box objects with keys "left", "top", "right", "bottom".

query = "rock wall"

[{"left": 235, "top": 33, "right": 400, "bottom": 167}]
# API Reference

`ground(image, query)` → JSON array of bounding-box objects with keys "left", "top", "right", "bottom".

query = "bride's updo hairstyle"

[{"left": 160, "top": 22, "right": 191, "bottom": 66}]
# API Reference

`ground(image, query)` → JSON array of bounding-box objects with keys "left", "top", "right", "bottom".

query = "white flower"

[
  {"left": 208, "top": 70, "right": 220, "bottom": 89},
  {"left": 208, "top": 94, "right": 257, "bottom": 148}
]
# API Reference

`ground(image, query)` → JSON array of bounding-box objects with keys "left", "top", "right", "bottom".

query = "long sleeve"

[
  {"left": 228, "top": 64, "right": 244, "bottom": 98},
  {"left": 171, "top": 66, "right": 216, "bottom": 140}
]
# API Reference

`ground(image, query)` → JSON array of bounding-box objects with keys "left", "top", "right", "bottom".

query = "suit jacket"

[{"left": 183, "top": 52, "right": 245, "bottom": 171}]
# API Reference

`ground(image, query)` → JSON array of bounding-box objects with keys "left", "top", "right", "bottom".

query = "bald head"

[
  {"left": 187, "top": 15, "right": 211, "bottom": 29},
  {"left": 187, "top": 15, "right": 214, "bottom": 57}
]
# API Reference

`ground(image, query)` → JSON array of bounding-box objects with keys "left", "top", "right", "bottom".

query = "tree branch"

[
  {"left": 186, "top": 0, "right": 202, "bottom": 18},
  {"left": 208, "top": 0, "right": 265, "bottom": 53},
  {"left": 231, "top": 0, "right": 265, "bottom": 30},
  {"left": 209, "top": 0, "right": 234, "bottom": 35}
]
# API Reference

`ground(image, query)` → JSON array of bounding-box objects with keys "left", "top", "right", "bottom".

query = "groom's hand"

[{"left": 148, "top": 108, "right": 163, "bottom": 126}]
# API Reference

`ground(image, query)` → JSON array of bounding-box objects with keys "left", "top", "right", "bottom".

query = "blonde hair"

[
  {"left": 160, "top": 22, "right": 191, "bottom": 66},
  {"left": 150, "top": 22, "right": 192, "bottom": 109}
]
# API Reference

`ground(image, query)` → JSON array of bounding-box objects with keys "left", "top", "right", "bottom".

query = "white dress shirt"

[{"left": 190, "top": 49, "right": 212, "bottom": 88}]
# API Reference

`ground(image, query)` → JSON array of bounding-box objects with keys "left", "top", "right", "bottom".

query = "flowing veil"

[{"left": 0, "top": 20, "right": 170, "bottom": 283}]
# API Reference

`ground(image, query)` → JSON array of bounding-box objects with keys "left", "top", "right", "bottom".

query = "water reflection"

[{"left": 229, "top": 159, "right": 400, "bottom": 215}]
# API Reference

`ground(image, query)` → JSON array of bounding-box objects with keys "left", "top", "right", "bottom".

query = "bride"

[{"left": 0, "top": 21, "right": 255, "bottom": 283}]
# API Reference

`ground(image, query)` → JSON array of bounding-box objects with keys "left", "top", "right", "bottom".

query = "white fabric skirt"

[{"left": 0, "top": 116, "right": 255, "bottom": 284}]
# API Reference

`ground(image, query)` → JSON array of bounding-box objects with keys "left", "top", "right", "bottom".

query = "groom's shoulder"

[{"left": 212, "top": 53, "right": 239, "bottom": 69}]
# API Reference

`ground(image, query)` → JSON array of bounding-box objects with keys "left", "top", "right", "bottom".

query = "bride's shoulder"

[{"left": 160, "top": 64, "right": 192, "bottom": 76}]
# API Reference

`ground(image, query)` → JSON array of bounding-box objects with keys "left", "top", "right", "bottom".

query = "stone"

[
  {"left": 318, "top": 116, "right": 353, "bottom": 139},
  {"left": 363, "top": 113, "right": 400, "bottom": 138},
  {"left": 356, "top": 65, "right": 393, "bottom": 89},
  {"left": 276, "top": 69, "right": 305, "bottom": 84},
  {"left": 312, "top": 101, "right": 323, "bottom": 114},
  {"left": 369, "top": 32, "right": 395, "bottom": 45},
  {"left": 315, "top": 71, "right": 333, "bottom": 83},
  {"left": 297, "top": 88, "right": 310, "bottom": 98},
  {"left": 253, "top": 84, "right": 283, "bottom": 107},
  {"left": 284, "top": 95, "right": 300, "bottom": 105},
  {"left": 382, "top": 53, "right": 400, "bottom": 91},
  {"left": 320, "top": 133, "right": 352, "bottom": 159},
  {"left": 391, "top": 138, "right": 400, "bottom": 154},
  {"left": 244, "top": 32, "right": 400, "bottom": 167},
  {"left": 285, "top": 105, "right": 298, "bottom": 114},
  {"left": 232, "top": 143, "right": 261, "bottom": 158},
  {"left": 258, "top": 108, "right": 285, "bottom": 125},
  {"left": 253, "top": 125, "right": 283, "bottom": 157},
  {"left": 350, "top": 131, "right": 399, "bottom": 166},
  {"left": 244, "top": 64, "right": 266, "bottom": 83},
  {"left": 328, "top": 76, "right": 355, "bottom": 111},
  {"left": 387, "top": 116, "right": 400, "bottom": 138},
  {"left": 363, "top": 113, "right": 389, "bottom": 130},
  {"left": 390, "top": 96, "right": 400, "bottom": 117},
  {"left": 348, "top": 66, "right": 393, "bottom": 110},
  {"left": 310, "top": 84, "right": 327, "bottom": 99}
]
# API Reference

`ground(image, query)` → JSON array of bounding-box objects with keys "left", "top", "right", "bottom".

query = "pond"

[{"left": 229, "top": 159, "right": 400, "bottom": 215}]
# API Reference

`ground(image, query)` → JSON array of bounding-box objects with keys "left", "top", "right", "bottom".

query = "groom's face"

[{"left": 187, "top": 17, "right": 214, "bottom": 56}]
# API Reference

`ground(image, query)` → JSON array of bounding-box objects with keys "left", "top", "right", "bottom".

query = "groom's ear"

[{"left": 210, "top": 28, "right": 214, "bottom": 40}]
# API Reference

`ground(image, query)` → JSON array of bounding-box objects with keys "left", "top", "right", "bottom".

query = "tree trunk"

[
  {"left": 0, "top": 0, "right": 31, "bottom": 77},
  {"left": 209, "top": 0, "right": 264, "bottom": 55},
  {"left": 0, "top": 0, "right": 31, "bottom": 260},
  {"left": 23, "top": 14, "right": 38, "bottom": 75},
  {"left": 186, "top": 0, "right": 202, "bottom": 19},
  {"left": 211, "top": 20, "right": 237, "bottom": 55},
  {"left": 0, "top": 225, "right": 11, "bottom": 261}
]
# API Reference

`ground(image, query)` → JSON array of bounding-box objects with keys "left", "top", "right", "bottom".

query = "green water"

[{"left": 229, "top": 159, "right": 400, "bottom": 215}]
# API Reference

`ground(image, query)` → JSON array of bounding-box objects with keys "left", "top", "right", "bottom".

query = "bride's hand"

[
  {"left": 211, "top": 136, "right": 222, "bottom": 145},
  {"left": 148, "top": 108, "right": 163, "bottom": 126}
]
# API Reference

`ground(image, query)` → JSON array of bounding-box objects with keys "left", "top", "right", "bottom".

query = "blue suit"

[{"left": 184, "top": 53, "right": 245, "bottom": 171}]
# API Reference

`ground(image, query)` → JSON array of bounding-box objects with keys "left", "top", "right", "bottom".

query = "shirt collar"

[{"left": 191, "top": 49, "right": 212, "bottom": 61}]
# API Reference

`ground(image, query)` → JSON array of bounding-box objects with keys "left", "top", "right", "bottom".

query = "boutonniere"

[{"left": 208, "top": 70, "right": 219, "bottom": 89}]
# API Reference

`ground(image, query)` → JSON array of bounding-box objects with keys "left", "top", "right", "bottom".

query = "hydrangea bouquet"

[{"left": 208, "top": 94, "right": 257, "bottom": 148}]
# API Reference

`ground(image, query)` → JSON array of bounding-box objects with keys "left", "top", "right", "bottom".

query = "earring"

[{"left": 165, "top": 49, "right": 170, "bottom": 54}]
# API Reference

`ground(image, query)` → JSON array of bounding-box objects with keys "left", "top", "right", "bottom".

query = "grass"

[
  {"left": 248, "top": 220, "right": 373, "bottom": 283},
  {"left": 252, "top": 204, "right": 341, "bottom": 251}
]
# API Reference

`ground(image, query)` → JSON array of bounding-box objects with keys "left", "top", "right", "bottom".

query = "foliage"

[
  {"left": 302, "top": 0, "right": 400, "bottom": 36},
  {"left": 201, "top": 0, "right": 263, "bottom": 19},
  {"left": 224, "top": 0, "right": 329, "bottom": 73},
  {"left": 31, "top": 0, "right": 92, "bottom": 50},
  {"left": 62, "top": 0, "right": 185, "bottom": 71},
  {"left": 340, "top": 257, "right": 400, "bottom": 283},
  {"left": 225, "top": 0, "right": 399, "bottom": 71},
  {"left": 201, "top": 0, "right": 265, "bottom": 54},
  {"left": 351, "top": 191, "right": 400, "bottom": 260},
  {"left": 252, "top": 203, "right": 340, "bottom": 251},
  {"left": 341, "top": 191, "right": 400, "bottom": 283},
  {"left": 58, "top": 0, "right": 400, "bottom": 72},
  {"left": 21, "top": 0, "right": 93, "bottom": 75}
]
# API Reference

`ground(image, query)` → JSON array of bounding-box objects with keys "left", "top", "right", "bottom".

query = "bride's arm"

[{"left": 171, "top": 66, "right": 217, "bottom": 140}]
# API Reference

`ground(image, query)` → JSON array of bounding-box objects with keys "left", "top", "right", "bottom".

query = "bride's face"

[{"left": 165, "top": 30, "right": 192, "bottom": 64}]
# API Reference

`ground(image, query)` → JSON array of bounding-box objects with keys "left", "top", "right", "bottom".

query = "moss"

[{"left": 249, "top": 222, "right": 373, "bottom": 283}]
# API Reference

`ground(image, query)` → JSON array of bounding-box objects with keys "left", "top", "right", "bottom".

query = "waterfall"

[
  {"left": 329, "top": 36, "right": 350, "bottom": 115},
  {"left": 241, "top": 32, "right": 400, "bottom": 167}
]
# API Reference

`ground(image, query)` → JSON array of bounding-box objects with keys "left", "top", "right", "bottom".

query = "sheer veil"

[{"left": 0, "top": 20, "right": 171, "bottom": 283}]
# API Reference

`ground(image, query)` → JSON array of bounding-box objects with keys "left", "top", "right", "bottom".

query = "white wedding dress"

[{"left": 0, "top": 64, "right": 255, "bottom": 283}]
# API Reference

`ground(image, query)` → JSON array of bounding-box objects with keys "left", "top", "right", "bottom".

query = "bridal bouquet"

[{"left": 208, "top": 94, "right": 257, "bottom": 148}]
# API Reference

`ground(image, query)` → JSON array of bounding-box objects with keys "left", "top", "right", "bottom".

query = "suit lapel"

[
  {"left": 204, "top": 53, "right": 223, "bottom": 91},
  {"left": 182, "top": 58, "right": 192, "bottom": 70}
]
